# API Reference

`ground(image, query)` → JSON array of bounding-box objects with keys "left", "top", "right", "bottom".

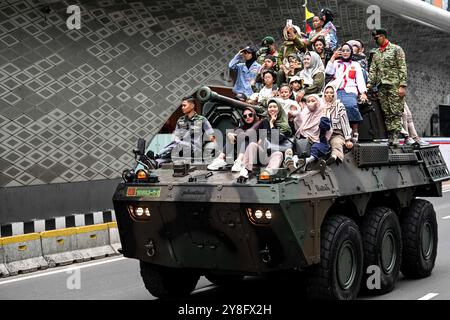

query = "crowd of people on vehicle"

[{"left": 160, "top": 8, "right": 428, "bottom": 179}]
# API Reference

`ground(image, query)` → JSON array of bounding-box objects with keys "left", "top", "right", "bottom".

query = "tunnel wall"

[{"left": 0, "top": 0, "right": 449, "bottom": 224}]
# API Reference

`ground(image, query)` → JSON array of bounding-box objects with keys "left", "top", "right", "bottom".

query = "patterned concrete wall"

[{"left": 0, "top": 0, "right": 449, "bottom": 189}]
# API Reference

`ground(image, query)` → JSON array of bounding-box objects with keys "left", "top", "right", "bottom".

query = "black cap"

[
  {"left": 242, "top": 45, "right": 256, "bottom": 53},
  {"left": 372, "top": 28, "right": 388, "bottom": 37}
]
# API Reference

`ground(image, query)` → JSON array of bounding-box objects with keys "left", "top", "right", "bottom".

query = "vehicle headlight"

[
  {"left": 136, "top": 207, "right": 144, "bottom": 216},
  {"left": 128, "top": 205, "right": 152, "bottom": 221},
  {"left": 246, "top": 208, "right": 274, "bottom": 226}
]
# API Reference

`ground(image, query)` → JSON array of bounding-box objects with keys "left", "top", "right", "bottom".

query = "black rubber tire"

[
  {"left": 205, "top": 274, "right": 245, "bottom": 287},
  {"left": 400, "top": 199, "right": 438, "bottom": 279},
  {"left": 305, "top": 215, "right": 364, "bottom": 300},
  {"left": 360, "top": 207, "right": 402, "bottom": 295},
  {"left": 140, "top": 261, "right": 199, "bottom": 299}
]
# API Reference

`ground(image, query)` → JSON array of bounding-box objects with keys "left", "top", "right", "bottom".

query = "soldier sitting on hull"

[
  {"left": 367, "top": 28, "right": 408, "bottom": 147},
  {"left": 155, "top": 96, "right": 215, "bottom": 166}
]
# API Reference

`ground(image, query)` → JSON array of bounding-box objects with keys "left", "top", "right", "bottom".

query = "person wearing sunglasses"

[
  {"left": 367, "top": 28, "right": 408, "bottom": 148},
  {"left": 207, "top": 107, "right": 260, "bottom": 172}
]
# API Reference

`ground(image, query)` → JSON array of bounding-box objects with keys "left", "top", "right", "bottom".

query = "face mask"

[{"left": 307, "top": 101, "right": 317, "bottom": 111}]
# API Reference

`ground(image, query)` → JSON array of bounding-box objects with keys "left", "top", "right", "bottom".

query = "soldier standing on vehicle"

[{"left": 367, "top": 28, "right": 407, "bottom": 147}]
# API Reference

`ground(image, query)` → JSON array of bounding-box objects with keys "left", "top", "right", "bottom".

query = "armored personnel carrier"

[{"left": 112, "top": 86, "right": 449, "bottom": 300}]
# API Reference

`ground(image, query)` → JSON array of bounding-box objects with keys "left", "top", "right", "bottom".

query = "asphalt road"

[{"left": 1, "top": 191, "right": 449, "bottom": 301}]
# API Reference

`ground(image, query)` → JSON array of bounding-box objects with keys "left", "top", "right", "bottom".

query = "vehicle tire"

[
  {"left": 400, "top": 199, "right": 438, "bottom": 278},
  {"left": 305, "top": 215, "right": 364, "bottom": 300},
  {"left": 360, "top": 207, "right": 402, "bottom": 295},
  {"left": 205, "top": 274, "right": 244, "bottom": 287},
  {"left": 140, "top": 261, "right": 199, "bottom": 299}
]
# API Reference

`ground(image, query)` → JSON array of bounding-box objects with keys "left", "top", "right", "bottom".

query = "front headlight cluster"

[
  {"left": 128, "top": 205, "right": 151, "bottom": 221},
  {"left": 246, "top": 208, "right": 273, "bottom": 225}
]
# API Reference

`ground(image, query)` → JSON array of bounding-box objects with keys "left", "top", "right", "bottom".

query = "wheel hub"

[
  {"left": 421, "top": 221, "right": 433, "bottom": 259},
  {"left": 337, "top": 240, "right": 357, "bottom": 290},
  {"left": 381, "top": 230, "right": 397, "bottom": 274}
]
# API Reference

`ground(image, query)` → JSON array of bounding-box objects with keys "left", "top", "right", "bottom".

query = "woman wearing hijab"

[
  {"left": 208, "top": 106, "right": 260, "bottom": 172},
  {"left": 296, "top": 51, "right": 326, "bottom": 102},
  {"left": 321, "top": 83, "right": 354, "bottom": 165},
  {"left": 229, "top": 46, "right": 261, "bottom": 100},
  {"left": 292, "top": 94, "right": 332, "bottom": 172},
  {"left": 239, "top": 99, "right": 292, "bottom": 179},
  {"left": 325, "top": 42, "right": 368, "bottom": 143}
]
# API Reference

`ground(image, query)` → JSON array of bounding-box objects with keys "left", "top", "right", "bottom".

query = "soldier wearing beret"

[{"left": 367, "top": 28, "right": 407, "bottom": 147}]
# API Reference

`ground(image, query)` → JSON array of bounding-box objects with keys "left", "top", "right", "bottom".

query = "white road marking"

[
  {"left": 0, "top": 256, "right": 128, "bottom": 286},
  {"left": 418, "top": 293, "right": 439, "bottom": 300},
  {"left": 443, "top": 215, "right": 450, "bottom": 220}
]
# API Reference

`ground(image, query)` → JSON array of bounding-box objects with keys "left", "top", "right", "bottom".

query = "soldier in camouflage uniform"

[
  {"left": 156, "top": 96, "right": 215, "bottom": 165},
  {"left": 367, "top": 29, "right": 408, "bottom": 147}
]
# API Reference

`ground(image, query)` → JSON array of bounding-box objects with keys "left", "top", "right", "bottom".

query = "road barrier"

[
  {"left": 41, "top": 228, "right": 83, "bottom": 267},
  {"left": 108, "top": 222, "right": 122, "bottom": 254},
  {"left": 1, "top": 233, "right": 48, "bottom": 275},
  {"left": 0, "top": 210, "right": 123, "bottom": 278},
  {"left": 0, "top": 242, "right": 9, "bottom": 277},
  {"left": 75, "top": 224, "right": 117, "bottom": 261}
]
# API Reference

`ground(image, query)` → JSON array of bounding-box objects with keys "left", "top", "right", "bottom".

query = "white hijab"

[{"left": 300, "top": 51, "right": 325, "bottom": 86}]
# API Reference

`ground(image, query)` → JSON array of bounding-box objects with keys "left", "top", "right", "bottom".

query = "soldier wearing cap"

[
  {"left": 367, "top": 28, "right": 407, "bottom": 147},
  {"left": 257, "top": 36, "right": 279, "bottom": 66}
]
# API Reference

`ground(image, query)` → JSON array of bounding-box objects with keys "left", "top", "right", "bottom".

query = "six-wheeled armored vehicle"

[{"left": 112, "top": 86, "right": 450, "bottom": 300}]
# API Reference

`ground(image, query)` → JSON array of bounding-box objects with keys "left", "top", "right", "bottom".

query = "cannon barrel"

[{"left": 196, "top": 86, "right": 264, "bottom": 114}]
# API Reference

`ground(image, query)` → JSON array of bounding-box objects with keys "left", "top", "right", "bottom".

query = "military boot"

[{"left": 388, "top": 132, "right": 400, "bottom": 148}]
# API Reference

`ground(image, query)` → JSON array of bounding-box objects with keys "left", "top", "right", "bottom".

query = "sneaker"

[
  {"left": 352, "top": 132, "right": 359, "bottom": 143},
  {"left": 415, "top": 138, "right": 430, "bottom": 146},
  {"left": 238, "top": 167, "right": 249, "bottom": 179},
  {"left": 207, "top": 158, "right": 227, "bottom": 171},
  {"left": 404, "top": 137, "right": 415, "bottom": 145},
  {"left": 285, "top": 148, "right": 293, "bottom": 159},
  {"left": 231, "top": 159, "right": 244, "bottom": 172},
  {"left": 284, "top": 158, "right": 296, "bottom": 172}
]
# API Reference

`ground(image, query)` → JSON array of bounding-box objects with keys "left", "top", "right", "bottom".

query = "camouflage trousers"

[{"left": 378, "top": 84, "right": 404, "bottom": 134}]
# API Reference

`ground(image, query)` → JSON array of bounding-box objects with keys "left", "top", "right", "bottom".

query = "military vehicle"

[{"left": 112, "top": 86, "right": 450, "bottom": 300}]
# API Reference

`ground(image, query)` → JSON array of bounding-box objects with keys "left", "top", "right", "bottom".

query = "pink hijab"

[{"left": 294, "top": 94, "right": 332, "bottom": 143}]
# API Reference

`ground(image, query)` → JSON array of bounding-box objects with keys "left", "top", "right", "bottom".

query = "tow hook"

[
  {"left": 145, "top": 239, "right": 156, "bottom": 257},
  {"left": 260, "top": 245, "right": 271, "bottom": 264}
]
